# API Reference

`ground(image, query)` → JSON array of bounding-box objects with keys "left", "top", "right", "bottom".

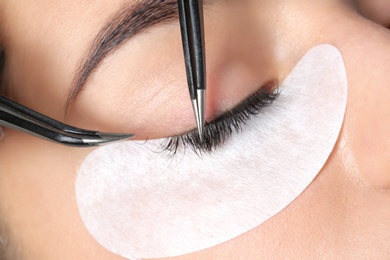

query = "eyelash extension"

[{"left": 159, "top": 86, "right": 280, "bottom": 157}]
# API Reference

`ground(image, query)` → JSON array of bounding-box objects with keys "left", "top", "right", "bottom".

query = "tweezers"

[
  {"left": 0, "top": 95, "right": 134, "bottom": 147},
  {"left": 178, "top": 0, "right": 206, "bottom": 141}
]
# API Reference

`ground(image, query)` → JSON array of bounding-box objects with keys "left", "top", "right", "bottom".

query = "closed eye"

[{"left": 158, "top": 81, "right": 280, "bottom": 157}]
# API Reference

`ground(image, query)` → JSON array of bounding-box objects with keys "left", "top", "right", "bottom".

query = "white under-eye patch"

[{"left": 76, "top": 44, "right": 348, "bottom": 259}]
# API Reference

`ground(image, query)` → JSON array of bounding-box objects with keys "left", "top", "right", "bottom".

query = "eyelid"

[
  {"left": 159, "top": 82, "right": 280, "bottom": 157},
  {"left": 67, "top": 0, "right": 180, "bottom": 108}
]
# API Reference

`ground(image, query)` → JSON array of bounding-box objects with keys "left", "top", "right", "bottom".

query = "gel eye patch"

[{"left": 76, "top": 44, "right": 348, "bottom": 259}]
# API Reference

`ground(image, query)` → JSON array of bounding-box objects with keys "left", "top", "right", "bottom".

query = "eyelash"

[{"left": 158, "top": 86, "right": 280, "bottom": 157}]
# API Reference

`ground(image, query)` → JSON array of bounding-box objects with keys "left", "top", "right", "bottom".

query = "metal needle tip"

[
  {"left": 96, "top": 132, "right": 135, "bottom": 141},
  {"left": 192, "top": 89, "right": 205, "bottom": 142},
  {"left": 83, "top": 133, "right": 135, "bottom": 146}
]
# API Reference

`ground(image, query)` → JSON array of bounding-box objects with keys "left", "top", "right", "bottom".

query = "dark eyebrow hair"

[{"left": 67, "top": 0, "right": 181, "bottom": 107}]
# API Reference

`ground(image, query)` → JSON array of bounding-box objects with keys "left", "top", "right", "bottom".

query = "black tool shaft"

[
  {"left": 0, "top": 95, "right": 134, "bottom": 147},
  {"left": 178, "top": 0, "right": 206, "bottom": 100}
]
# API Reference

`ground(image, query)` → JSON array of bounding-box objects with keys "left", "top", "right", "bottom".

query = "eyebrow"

[{"left": 67, "top": 0, "right": 182, "bottom": 107}]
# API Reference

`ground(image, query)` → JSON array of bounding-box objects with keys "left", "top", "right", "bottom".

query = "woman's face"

[{"left": 1, "top": 0, "right": 390, "bottom": 259}]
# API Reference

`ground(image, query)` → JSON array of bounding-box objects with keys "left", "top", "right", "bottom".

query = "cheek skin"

[
  {"left": 352, "top": 86, "right": 390, "bottom": 189},
  {"left": 333, "top": 20, "right": 390, "bottom": 190},
  {"left": 0, "top": 133, "right": 123, "bottom": 259}
]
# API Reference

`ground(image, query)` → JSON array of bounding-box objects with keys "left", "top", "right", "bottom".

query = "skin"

[{"left": 1, "top": 0, "right": 390, "bottom": 259}]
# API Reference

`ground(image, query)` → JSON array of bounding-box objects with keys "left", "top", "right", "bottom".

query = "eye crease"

[{"left": 159, "top": 81, "right": 280, "bottom": 156}]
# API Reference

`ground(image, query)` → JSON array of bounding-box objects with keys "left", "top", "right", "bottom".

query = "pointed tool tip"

[
  {"left": 196, "top": 89, "right": 206, "bottom": 143},
  {"left": 192, "top": 99, "right": 206, "bottom": 143},
  {"left": 83, "top": 133, "right": 134, "bottom": 147},
  {"left": 198, "top": 129, "right": 205, "bottom": 142},
  {"left": 96, "top": 132, "right": 135, "bottom": 141}
]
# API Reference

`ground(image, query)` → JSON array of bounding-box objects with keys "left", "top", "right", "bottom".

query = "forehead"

[
  {"left": 0, "top": 0, "right": 130, "bottom": 96},
  {"left": 3, "top": 0, "right": 127, "bottom": 37}
]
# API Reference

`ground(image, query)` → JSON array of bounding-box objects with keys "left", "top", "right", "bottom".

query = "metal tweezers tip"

[{"left": 96, "top": 132, "right": 135, "bottom": 141}]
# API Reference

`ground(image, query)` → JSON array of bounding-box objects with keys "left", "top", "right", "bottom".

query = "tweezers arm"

[
  {"left": 178, "top": 0, "right": 206, "bottom": 97},
  {"left": 0, "top": 95, "right": 134, "bottom": 147},
  {"left": 0, "top": 95, "right": 98, "bottom": 136},
  {"left": 190, "top": 0, "right": 206, "bottom": 92},
  {"left": 0, "top": 110, "right": 88, "bottom": 146},
  {"left": 178, "top": 0, "right": 197, "bottom": 100}
]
